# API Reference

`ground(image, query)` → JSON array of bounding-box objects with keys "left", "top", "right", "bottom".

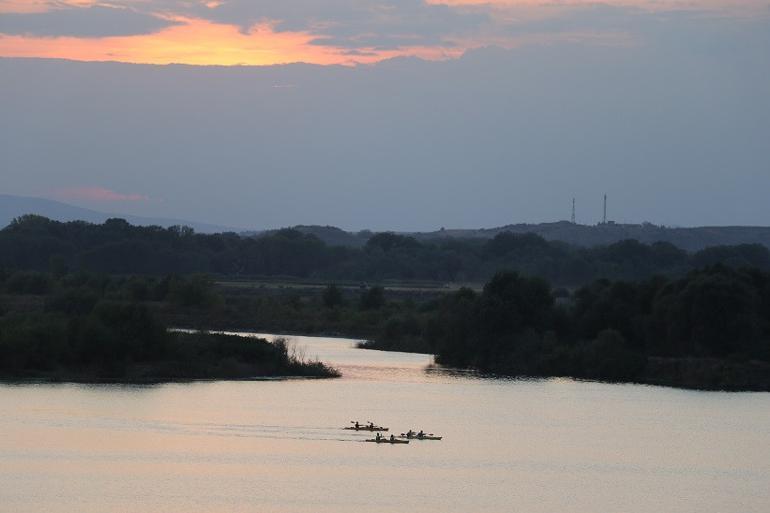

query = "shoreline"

[
  {"left": 0, "top": 330, "right": 341, "bottom": 385},
  {"left": 179, "top": 328, "right": 770, "bottom": 392},
  {"left": 3, "top": 322, "right": 768, "bottom": 391},
  {"left": 0, "top": 374, "right": 335, "bottom": 386},
  {"left": 171, "top": 326, "right": 368, "bottom": 343}
]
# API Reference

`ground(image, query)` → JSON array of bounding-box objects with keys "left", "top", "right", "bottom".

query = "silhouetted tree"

[
  {"left": 322, "top": 284, "right": 344, "bottom": 308},
  {"left": 359, "top": 286, "right": 385, "bottom": 310}
]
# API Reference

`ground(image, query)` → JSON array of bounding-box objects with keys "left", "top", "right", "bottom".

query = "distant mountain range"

[
  {"left": 0, "top": 194, "right": 240, "bottom": 234},
  {"left": 4, "top": 194, "right": 770, "bottom": 251}
]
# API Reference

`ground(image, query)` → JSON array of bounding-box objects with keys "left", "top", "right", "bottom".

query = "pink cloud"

[{"left": 51, "top": 186, "right": 149, "bottom": 202}]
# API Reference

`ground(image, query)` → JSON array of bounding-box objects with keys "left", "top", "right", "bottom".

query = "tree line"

[
  {"left": 2, "top": 259, "right": 769, "bottom": 388},
  {"left": 366, "top": 265, "right": 770, "bottom": 389},
  {"left": 2, "top": 215, "right": 770, "bottom": 285}
]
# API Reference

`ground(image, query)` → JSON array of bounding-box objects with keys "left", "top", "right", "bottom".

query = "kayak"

[
  {"left": 365, "top": 438, "right": 409, "bottom": 444},
  {"left": 344, "top": 426, "right": 388, "bottom": 431},
  {"left": 399, "top": 433, "right": 442, "bottom": 440}
]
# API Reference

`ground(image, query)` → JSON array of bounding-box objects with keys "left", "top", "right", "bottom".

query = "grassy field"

[{"left": 215, "top": 277, "right": 483, "bottom": 293}]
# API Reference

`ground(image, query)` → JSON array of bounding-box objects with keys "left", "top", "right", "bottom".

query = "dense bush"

[
  {"left": 359, "top": 286, "right": 385, "bottom": 310},
  {"left": 0, "top": 303, "right": 165, "bottom": 376},
  {"left": 369, "top": 266, "right": 770, "bottom": 383},
  {"left": 5, "top": 271, "right": 53, "bottom": 294},
  {"left": 322, "top": 284, "right": 344, "bottom": 308},
  {"left": 0, "top": 279, "right": 336, "bottom": 380}
]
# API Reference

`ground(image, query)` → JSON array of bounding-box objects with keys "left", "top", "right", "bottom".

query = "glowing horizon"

[
  {"left": 0, "top": 0, "right": 767, "bottom": 66},
  {"left": 0, "top": 17, "right": 379, "bottom": 66}
]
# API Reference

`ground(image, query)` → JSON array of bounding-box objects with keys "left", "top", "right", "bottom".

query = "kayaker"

[
  {"left": 355, "top": 421, "right": 360, "bottom": 429},
  {"left": 376, "top": 433, "right": 382, "bottom": 441},
  {"left": 418, "top": 430, "right": 424, "bottom": 438},
  {"left": 389, "top": 434, "right": 395, "bottom": 442},
  {"left": 368, "top": 422, "right": 374, "bottom": 429}
]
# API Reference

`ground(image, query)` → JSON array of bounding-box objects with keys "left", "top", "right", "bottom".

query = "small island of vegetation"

[{"left": 0, "top": 278, "right": 338, "bottom": 382}]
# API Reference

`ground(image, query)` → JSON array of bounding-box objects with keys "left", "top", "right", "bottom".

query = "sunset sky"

[
  {"left": 1, "top": 0, "right": 769, "bottom": 229},
  {"left": 1, "top": 0, "right": 767, "bottom": 65}
]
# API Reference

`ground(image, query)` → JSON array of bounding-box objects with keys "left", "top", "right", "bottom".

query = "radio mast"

[{"left": 603, "top": 194, "right": 607, "bottom": 225}]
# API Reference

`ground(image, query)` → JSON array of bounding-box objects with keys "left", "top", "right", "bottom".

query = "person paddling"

[
  {"left": 355, "top": 421, "right": 360, "bottom": 429},
  {"left": 418, "top": 430, "right": 424, "bottom": 438}
]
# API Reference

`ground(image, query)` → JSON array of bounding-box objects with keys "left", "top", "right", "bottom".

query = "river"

[{"left": 1, "top": 333, "right": 769, "bottom": 512}]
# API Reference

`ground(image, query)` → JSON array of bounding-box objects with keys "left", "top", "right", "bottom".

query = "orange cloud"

[
  {"left": 0, "top": 14, "right": 465, "bottom": 65},
  {"left": 0, "top": 0, "right": 49, "bottom": 13},
  {"left": 52, "top": 186, "right": 149, "bottom": 202},
  {"left": 3, "top": 0, "right": 764, "bottom": 66}
]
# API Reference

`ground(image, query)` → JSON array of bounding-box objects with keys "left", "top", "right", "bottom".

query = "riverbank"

[
  {"left": 361, "top": 268, "right": 770, "bottom": 392},
  {"left": 359, "top": 340, "right": 770, "bottom": 392},
  {"left": 643, "top": 357, "right": 770, "bottom": 392},
  {"left": 3, "top": 267, "right": 769, "bottom": 390},
  {"left": 0, "top": 331, "right": 339, "bottom": 383},
  {"left": 0, "top": 289, "right": 340, "bottom": 384}
]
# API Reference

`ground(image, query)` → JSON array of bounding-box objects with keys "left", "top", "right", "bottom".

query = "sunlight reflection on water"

[{"left": 2, "top": 332, "right": 770, "bottom": 513}]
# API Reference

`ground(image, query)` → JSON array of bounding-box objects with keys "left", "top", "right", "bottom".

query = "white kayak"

[
  {"left": 399, "top": 433, "right": 442, "bottom": 440},
  {"left": 365, "top": 438, "right": 409, "bottom": 444}
]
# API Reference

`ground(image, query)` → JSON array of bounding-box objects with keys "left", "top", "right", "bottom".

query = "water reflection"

[{"left": 1, "top": 332, "right": 769, "bottom": 513}]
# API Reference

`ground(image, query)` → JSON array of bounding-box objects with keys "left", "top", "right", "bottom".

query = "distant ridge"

[
  {"left": 247, "top": 225, "right": 371, "bottom": 248},
  {"left": 0, "top": 194, "right": 241, "bottom": 234},
  {"left": 412, "top": 221, "right": 770, "bottom": 252},
  {"left": 256, "top": 222, "right": 770, "bottom": 252},
  {"left": 5, "top": 194, "right": 770, "bottom": 251}
]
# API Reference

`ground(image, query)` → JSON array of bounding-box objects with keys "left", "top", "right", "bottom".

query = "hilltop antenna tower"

[
  {"left": 571, "top": 198, "right": 576, "bottom": 224},
  {"left": 603, "top": 194, "right": 607, "bottom": 225}
]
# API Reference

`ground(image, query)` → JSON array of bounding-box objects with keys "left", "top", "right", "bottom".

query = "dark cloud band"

[{"left": 0, "top": 5, "right": 178, "bottom": 38}]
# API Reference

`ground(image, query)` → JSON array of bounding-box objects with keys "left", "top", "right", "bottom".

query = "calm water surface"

[{"left": 1, "top": 333, "right": 769, "bottom": 513}]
